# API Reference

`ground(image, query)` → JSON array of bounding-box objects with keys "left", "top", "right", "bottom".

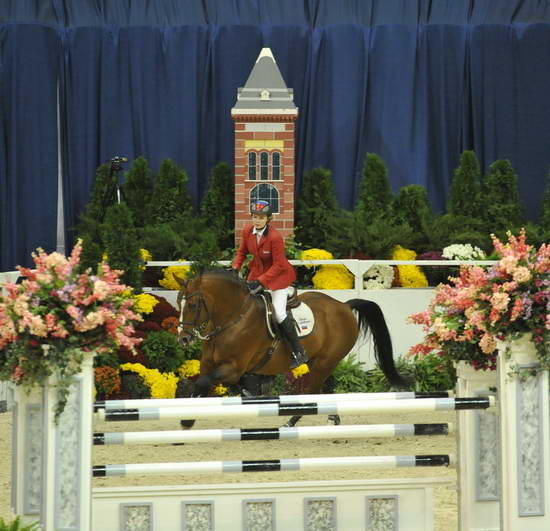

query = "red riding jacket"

[{"left": 232, "top": 224, "right": 296, "bottom": 290}]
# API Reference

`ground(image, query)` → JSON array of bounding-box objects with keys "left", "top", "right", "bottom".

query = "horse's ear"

[{"left": 173, "top": 274, "right": 188, "bottom": 288}]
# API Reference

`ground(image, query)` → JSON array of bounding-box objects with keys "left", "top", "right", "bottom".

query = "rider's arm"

[{"left": 231, "top": 227, "right": 250, "bottom": 271}]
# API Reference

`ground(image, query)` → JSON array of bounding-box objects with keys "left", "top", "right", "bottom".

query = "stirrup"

[{"left": 289, "top": 350, "right": 309, "bottom": 370}]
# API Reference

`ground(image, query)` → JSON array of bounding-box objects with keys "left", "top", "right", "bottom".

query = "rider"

[{"left": 231, "top": 200, "right": 309, "bottom": 369}]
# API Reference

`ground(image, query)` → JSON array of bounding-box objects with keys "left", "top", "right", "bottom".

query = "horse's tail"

[{"left": 346, "top": 299, "right": 409, "bottom": 388}]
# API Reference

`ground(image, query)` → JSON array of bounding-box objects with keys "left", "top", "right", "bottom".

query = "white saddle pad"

[{"left": 290, "top": 303, "right": 315, "bottom": 337}]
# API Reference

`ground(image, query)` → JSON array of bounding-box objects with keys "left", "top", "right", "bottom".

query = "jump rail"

[
  {"left": 96, "top": 396, "right": 494, "bottom": 422},
  {"left": 93, "top": 422, "right": 453, "bottom": 445}
]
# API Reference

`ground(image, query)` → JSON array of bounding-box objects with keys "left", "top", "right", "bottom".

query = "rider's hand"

[{"left": 247, "top": 280, "right": 264, "bottom": 295}]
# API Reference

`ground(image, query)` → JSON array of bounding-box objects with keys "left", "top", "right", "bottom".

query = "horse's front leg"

[{"left": 179, "top": 360, "right": 243, "bottom": 430}]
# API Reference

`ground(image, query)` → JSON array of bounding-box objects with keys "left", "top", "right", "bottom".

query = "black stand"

[{"left": 99, "top": 156, "right": 128, "bottom": 221}]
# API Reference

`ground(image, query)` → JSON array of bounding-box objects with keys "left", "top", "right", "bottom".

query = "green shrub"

[
  {"left": 295, "top": 167, "right": 340, "bottom": 249},
  {"left": 539, "top": 167, "right": 550, "bottom": 231},
  {"left": 412, "top": 353, "right": 456, "bottom": 392},
  {"left": 0, "top": 516, "right": 40, "bottom": 531},
  {"left": 447, "top": 151, "right": 483, "bottom": 219},
  {"left": 200, "top": 162, "right": 235, "bottom": 251},
  {"left": 123, "top": 157, "right": 154, "bottom": 227},
  {"left": 482, "top": 159, "right": 524, "bottom": 233},
  {"left": 423, "top": 213, "right": 492, "bottom": 253},
  {"left": 148, "top": 159, "right": 193, "bottom": 224},
  {"left": 141, "top": 331, "right": 187, "bottom": 373},
  {"left": 102, "top": 203, "right": 143, "bottom": 290},
  {"left": 356, "top": 153, "right": 393, "bottom": 223},
  {"left": 119, "top": 371, "right": 151, "bottom": 399},
  {"left": 393, "top": 184, "right": 433, "bottom": 250}
]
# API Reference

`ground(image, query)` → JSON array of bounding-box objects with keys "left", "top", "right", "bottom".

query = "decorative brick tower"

[{"left": 231, "top": 48, "right": 299, "bottom": 242}]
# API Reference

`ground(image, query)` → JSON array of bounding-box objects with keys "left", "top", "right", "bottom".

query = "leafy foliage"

[
  {"left": 123, "top": 157, "right": 154, "bottom": 227},
  {"left": 102, "top": 203, "right": 143, "bottom": 290},
  {"left": 393, "top": 184, "right": 433, "bottom": 248},
  {"left": 447, "top": 150, "right": 483, "bottom": 218},
  {"left": 356, "top": 153, "right": 393, "bottom": 223},
  {"left": 148, "top": 159, "right": 193, "bottom": 224},
  {"left": 295, "top": 167, "right": 340, "bottom": 249},
  {"left": 140, "top": 331, "right": 188, "bottom": 373},
  {"left": 200, "top": 162, "right": 235, "bottom": 250},
  {"left": 0, "top": 517, "right": 40, "bottom": 531},
  {"left": 539, "top": 167, "right": 550, "bottom": 231},
  {"left": 482, "top": 159, "right": 524, "bottom": 232}
]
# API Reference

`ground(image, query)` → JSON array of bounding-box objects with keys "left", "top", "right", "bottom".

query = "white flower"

[
  {"left": 442, "top": 244, "right": 485, "bottom": 260},
  {"left": 363, "top": 264, "right": 394, "bottom": 289}
]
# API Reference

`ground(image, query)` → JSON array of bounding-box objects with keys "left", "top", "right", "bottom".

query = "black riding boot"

[{"left": 279, "top": 316, "right": 309, "bottom": 369}]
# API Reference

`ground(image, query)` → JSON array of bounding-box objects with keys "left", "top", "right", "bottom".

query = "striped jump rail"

[
  {"left": 93, "top": 391, "right": 453, "bottom": 412},
  {"left": 96, "top": 396, "right": 495, "bottom": 422},
  {"left": 93, "top": 422, "right": 453, "bottom": 445},
  {"left": 93, "top": 454, "right": 456, "bottom": 477}
]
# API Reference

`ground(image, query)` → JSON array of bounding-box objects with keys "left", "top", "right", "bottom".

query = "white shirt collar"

[{"left": 252, "top": 226, "right": 266, "bottom": 236}]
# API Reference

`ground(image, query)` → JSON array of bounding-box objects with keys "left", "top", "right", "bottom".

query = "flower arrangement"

[
  {"left": 363, "top": 264, "right": 394, "bottom": 289},
  {"left": 139, "top": 248, "right": 152, "bottom": 270},
  {"left": 94, "top": 366, "right": 121, "bottom": 399},
  {"left": 392, "top": 246, "right": 429, "bottom": 288},
  {"left": 300, "top": 248, "right": 354, "bottom": 289},
  {"left": 301, "top": 248, "right": 334, "bottom": 266},
  {"left": 409, "top": 230, "right": 549, "bottom": 371},
  {"left": 159, "top": 263, "right": 191, "bottom": 290},
  {"left": 442, "top": 244, "right": 485, "bottom": 260},
  {"left": 120, "top": 362, "right": 178, "bottom": 399},
  {"left": 0, "top": 241, "right": 141, "bottom": 417},
  {"left": 178, "top": 359, "right": 201, "bottom": 379}
]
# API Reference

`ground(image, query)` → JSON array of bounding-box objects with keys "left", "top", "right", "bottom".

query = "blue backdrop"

[{"left": 2, "top": 0, "right": 550, "bottom": 269}]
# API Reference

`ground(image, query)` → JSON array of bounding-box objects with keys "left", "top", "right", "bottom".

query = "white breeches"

[{"left": 271, "top": 288, "right": 288, "bottom": 323}]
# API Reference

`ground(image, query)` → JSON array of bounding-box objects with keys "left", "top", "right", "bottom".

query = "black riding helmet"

[{"left": 250, "top": 200, "right": 273, "bottom": 217}]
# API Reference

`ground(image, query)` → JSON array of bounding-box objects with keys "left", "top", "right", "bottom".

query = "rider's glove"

[{"left": 247, "top": 280, "right": 264, "bottom": 295}]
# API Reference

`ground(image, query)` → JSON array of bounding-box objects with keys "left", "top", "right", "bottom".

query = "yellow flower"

[
  {"left": 178, "top": 359, "right": 201, "bottom": 379},
  {"left": 392, "top": 246, "right": 428, "bottom": 288},
  {"left": 213, "top": 383, "right": 228, "bottom": 396},
  {"left": 139, "top": 249, "right": 152, "bottom": 270},
  {"left": 120, "top": 363, "right": 178, "bottom": 399},
  {"left": 134, "top": 293, "right": 159, "bottom": 314},
  {"left": 301, "top": 248, "right": 333, "bottom": 268},
  {"left": 159, "top": 263, "right": 191, "bottom": 290},
  {"left": 312, "top": 265, "right": 354, "bottom": 289},
  {"left": 291, "top": 364, "right": 310, "bottom": 378}
]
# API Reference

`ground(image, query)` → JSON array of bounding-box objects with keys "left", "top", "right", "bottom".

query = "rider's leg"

[{"left": 272, "top": 288, "right": 308, "bottom": 369}]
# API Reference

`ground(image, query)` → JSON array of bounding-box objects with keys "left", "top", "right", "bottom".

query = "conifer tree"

[
  {"left": 102, "top": 203, "right": 143, "bottom": 290},
  {"left": 482, "top": 159, "right": 524, "bottom": 232},
  {"left": 123, "top": 157, "right": 154, "bottom": 227},
  {"left": 200, "top": 162, "right": 235, "bottom": 251},
  {"left": 393, "top": 184, "right": 433, "bottom": 234},
  {"left": 148, "top": 159, "right": 193, "bottom": 224},
  {"left": 356, "top": 153, "right": 393, "bottom": 223},
  {"left": 295, "top": 167, "right": 339, "bottom": 249},
  {"left": 447, "top": 151, "right": 483, "bottom": 218}
]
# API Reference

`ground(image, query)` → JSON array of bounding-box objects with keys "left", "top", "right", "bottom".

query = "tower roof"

[{"left": 232, "top": 48, "right": 298, "bottom": 116}]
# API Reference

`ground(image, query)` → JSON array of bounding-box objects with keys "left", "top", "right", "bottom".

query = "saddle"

[{"left": 259, "top": 287, "right": 315, "bottom": 339}]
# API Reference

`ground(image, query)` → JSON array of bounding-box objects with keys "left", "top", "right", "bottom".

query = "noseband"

[{"left": 178, "top": 286, "right": 253, "bottom": 342}]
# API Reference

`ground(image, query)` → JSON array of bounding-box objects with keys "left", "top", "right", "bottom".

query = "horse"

[{"left": 175, "top": 269, "right": 408, "bottom": 427}]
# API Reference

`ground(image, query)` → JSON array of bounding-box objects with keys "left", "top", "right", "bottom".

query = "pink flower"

[
  {"left": 12, "top": 365, "right": 24, "bottom": 383},
  {"left": 512, "top": 266, "right": 531, "bottom": 283},
  {"left": 479, "top": 333, "right": 497, "bottom": 354}
]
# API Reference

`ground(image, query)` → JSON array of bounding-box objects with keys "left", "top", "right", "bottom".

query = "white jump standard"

[
  {"left": 93, "top": 422, "right": 453, "bottom": 445},
  {"left": 93, "top": 454, "right": 455, "bottom": 477},
  {"left": 97, "top": 396, "right": 494, "bottom": 422}
]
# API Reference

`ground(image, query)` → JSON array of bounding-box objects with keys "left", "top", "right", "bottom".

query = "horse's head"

[{"left": 175, "top": 269, "right": 250, "bottom": 346}]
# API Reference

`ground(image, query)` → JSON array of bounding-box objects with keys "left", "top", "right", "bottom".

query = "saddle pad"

[{"left": 290, "top": 303, "right": 315, "bottom": 337}]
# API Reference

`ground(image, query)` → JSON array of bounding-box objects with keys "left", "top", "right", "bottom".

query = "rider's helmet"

[{"left": 250, "top": 200, "right": 273, "bottom": 217}]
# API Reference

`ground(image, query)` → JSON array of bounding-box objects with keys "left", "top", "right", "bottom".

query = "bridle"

[{"left": 178, "top": 285, "right": 253, "bottom": 342}]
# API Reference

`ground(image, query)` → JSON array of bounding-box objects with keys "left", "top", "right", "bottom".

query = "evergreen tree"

[
  {"left": 393, "top": 184, "right": 433, "bottom": 235},
  {"left": 102, "top": 203, "right": 143, "bottom": 290},
  {"left": 539, "top": 168, "right": 550, "bottom": 231},
  {"left": 148, "top": 159, "right": 193, "bottom": 224},
  {"left": 295, "top": 167, "right": 340, "bottom": 249},
  {"left": 356, "top": 153, "right": 393, "bottom": 223},
  {"left": 447, "top": 151, "right": 483, "bottom": 218},
  {"left": 199, "top": 162, "right": 235, "bottom": 251},
  {"left": 123, "top": 157, "right": 154, "bottom": 227},
  {"left": 482, "top": 159, "right": 524, "bottom": 232}
]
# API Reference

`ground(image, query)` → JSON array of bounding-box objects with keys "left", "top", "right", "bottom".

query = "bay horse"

[{"left": 175, "top": 269, "right": 407, "bottom": 427}]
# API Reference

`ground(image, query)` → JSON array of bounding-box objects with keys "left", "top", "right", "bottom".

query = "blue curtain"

[
  {"left": 0, "top": 25, "right": 59, "bottom": 271},
  {"left": 2, "top": 1, "right": 550, "bottom": 269}
]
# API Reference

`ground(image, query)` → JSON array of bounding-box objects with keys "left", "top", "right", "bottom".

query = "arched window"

[
  {"left": 260, "top": 151, "right": 269, "bottom": 180},
  {"left": 248, "top": 152, "right": 256, "bottom": 180},
  {"left": 271, "top": 152, "right": 281, "bottom": 180},
  {"left": 250, "top": 183, "right": 279, "bottom": 213}
]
